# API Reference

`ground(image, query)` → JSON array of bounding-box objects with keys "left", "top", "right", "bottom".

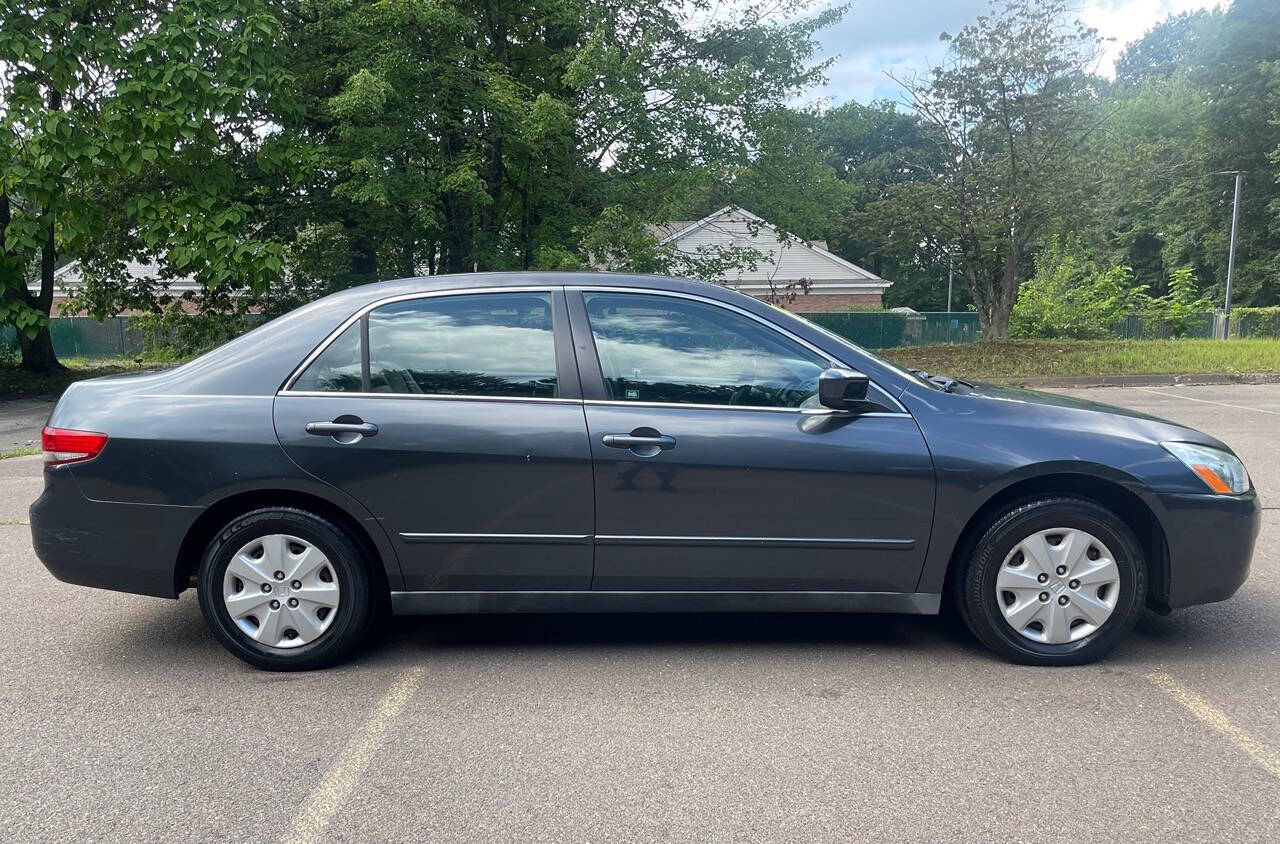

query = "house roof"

[
  {"left": 654, "top": 206, "right": 887, "bottom": 290},
  {"left": 32, "top": 259, "right": 202, "bottom": 294}
]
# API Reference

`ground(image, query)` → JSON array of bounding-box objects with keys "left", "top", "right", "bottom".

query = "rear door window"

[{"left": 367, "top": 293, "right": 557, "bottom": 397}]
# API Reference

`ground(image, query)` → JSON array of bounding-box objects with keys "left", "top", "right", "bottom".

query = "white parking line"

[
  {"left": 1146, "top": 671, "right": 1280, "bottom": 779},
  {"left": 1133, "top": 387, "right": 1280, "bottom": 415},
  {"left": 284, "top": 667, "right": 424, "bottom": 844}
]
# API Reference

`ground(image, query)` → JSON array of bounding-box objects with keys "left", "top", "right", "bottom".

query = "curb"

[{"left": 990, "top": 372, "right": 1280, "bottom": 389}]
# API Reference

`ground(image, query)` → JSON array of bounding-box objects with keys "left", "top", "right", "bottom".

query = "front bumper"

[
  {"left": 1157, "top": 489, "right": 1261, "bottom": 610},
  {"left": 29, "top": 467, "right": 201, "bottom": 599}
]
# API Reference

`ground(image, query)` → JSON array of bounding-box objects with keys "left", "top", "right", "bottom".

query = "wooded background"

[{"left": 3, "top": 0, "right": 1278, "bottom": 369}]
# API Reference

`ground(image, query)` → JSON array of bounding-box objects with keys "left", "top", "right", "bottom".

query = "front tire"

[
  {"left": 958, "top": 497, "right": 1146, "bottom": 666},
  {"left": 197, "top": 507, "right": 375, "bottom": 671}
]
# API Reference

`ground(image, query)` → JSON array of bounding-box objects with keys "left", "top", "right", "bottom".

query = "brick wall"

[{"left": 760, "top": 292, "right": 883, "bottom": 312}]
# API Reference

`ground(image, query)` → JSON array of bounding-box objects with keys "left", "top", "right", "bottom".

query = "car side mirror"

[{"left": 818, "top": 367, "right": 870, "bottom": 411}]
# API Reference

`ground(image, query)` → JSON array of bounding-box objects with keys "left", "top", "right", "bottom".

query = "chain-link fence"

[
  {"left": 2, "top": 308, "right": 1276, "bottom": 360},
  {"left": 804, "top": 311, "right": 981, "bottom": 348}
]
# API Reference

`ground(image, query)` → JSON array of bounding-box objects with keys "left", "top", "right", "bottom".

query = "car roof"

[{"left": 326, "top": 271, "right": 731, "bottom": 304}]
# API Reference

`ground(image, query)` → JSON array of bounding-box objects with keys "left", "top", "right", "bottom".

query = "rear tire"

[
  {"left": 197, "top": 507, "right": 375, "bottom": 671},
  {"left": 958, "top": 497, "right": 1146, "bottom": 666}
]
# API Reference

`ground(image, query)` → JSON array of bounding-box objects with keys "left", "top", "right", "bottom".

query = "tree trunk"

[
  {"left": 983, "top": 237, "right": 1024, "bottom": 342},
  {"left": 350, "top": 236, "right": 377, "bottom": 282},
  {"left": 18, "top": 215, "right": 65, "bottom": 372},
  {"left": 443, "top": 197, "right": 472, "bottom": 274},
  {"left": 985, "top": 306, "right": 1011, "bottom": 342}
]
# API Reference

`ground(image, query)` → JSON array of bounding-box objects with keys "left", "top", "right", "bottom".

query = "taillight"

[{"left": 41, "top": 426, "right": 108, "bottom": 467}]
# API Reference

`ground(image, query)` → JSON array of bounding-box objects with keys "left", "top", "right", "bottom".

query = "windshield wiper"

[{"left": 907, "top": 368, "right": 972, "bottom": 393}]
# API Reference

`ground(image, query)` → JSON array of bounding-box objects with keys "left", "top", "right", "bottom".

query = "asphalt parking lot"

[{"left": 0, "top": 383, "right": 1276, "bottom": 842}]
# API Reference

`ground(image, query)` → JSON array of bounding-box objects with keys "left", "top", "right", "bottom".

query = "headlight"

[{"left": 1162, "top": 442, "right": 1250, "bottom": 494}]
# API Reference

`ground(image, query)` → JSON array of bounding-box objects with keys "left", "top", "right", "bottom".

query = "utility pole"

[
  {"left": 946, "top": 253, "right": 954, "bottom": 313},
  {"left": 1219, "top": 171, "right": 1244, "bottom": 339}
]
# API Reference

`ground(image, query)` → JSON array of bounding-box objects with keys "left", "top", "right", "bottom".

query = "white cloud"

[
  {"left": 1078, "top": 0, "right": 1228, "bottom": 78},
  {"left": 810, "top": 0, "right": 1228, "bottom": 105}
]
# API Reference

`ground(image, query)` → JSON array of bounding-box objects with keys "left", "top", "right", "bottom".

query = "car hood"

[
  {"left": 911, "top": 381, "right": 1233, "bottom": 453},
  {"left": 964, "top": 382, "right": 1172, "bottom": 423}
]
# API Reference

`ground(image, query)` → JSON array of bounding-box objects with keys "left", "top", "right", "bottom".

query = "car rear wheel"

[
  {"left": 197, "top": 507, "right": 375, "bottom": 670},
  {"left": 959, "top": 497, "right": 1146, "bottom": 665}
]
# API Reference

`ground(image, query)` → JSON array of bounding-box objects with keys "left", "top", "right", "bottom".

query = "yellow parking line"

[
  {"left": 284, "top": 667, "right": 424, "bottom": 844},
  {"left": 1146, "top": 671, "right": 1280, "bottom": 779},
  {"left": 1133, "top": 387, "right": 1280, "bottom": 416}
]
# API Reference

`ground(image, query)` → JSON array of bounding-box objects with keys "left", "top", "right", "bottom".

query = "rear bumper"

[
  {"left": 29, "top": 468, "right": 200, "bottom": 599},
  {"left": 1157, "top": 489, "right": 1261, "bottom": 610}
]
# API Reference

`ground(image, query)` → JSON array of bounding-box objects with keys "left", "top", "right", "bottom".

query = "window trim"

[
  {"left": 280, "top": 284, "right": 909, "bottom": 416},
  {"left": 569, "top": 286, "right": 909, "bottom": 415},
  {"left": 280, "top": 286, "right": 565, "bottom": 398}
]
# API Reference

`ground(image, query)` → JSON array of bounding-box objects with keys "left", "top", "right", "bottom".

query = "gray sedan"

[{"left": 30, "top": 273, "right": 1260, "bottom": 669}]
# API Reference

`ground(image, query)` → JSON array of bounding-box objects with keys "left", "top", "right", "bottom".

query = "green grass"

[
  {"left": 0, "top": 357, "right": 175, "bottom": 401},
  {"left": 880, "top": 338, "right": 1280, "bottom": 380},
  {"left": 0, "top": 447, "right": 39, "bottom": 460}
]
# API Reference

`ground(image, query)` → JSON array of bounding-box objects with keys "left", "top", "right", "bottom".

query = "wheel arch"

[
  {"left": 174, "top": 488, "right": 399, "bottom": 598},
  {"left": 940, "top": 471, "right": 1170, "bottom": 612}
]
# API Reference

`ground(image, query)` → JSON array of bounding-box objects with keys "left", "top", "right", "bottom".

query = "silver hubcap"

[
  {"left": 995, "top": 527, "right": 1120, "bottom": 645},
  {"left": 222, "top": 534, "right": 340, "bottom": 649}
]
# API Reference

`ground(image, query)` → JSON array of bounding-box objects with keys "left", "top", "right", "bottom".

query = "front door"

[
  {"left": 569, "top": 289, "right": 935, "bottom": 593},
  {"left": 274, "top": 288, "right": 594, "bottom": 591}
]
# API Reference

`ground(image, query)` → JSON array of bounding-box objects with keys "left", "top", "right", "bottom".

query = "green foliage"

[
  {"left": 1229, "top": 306, "right": 1280, "bottom": 338},
  {"left": 869, "top": 0, "right": 1105, "bottom": 339},
  {"left": 1138, "top": 266, "right": 1214, "bottom": 337},
  {"left": 0, "top": 0, "right": 294, "bottom": 370},
  {"left": 1011, "top": 240, "right": 1143, "bottom": 339},
  {"left": 265, "top": 0, "right": 841, "bottom": 287},
  {"left": 4, "top": 0, "right": 1279, "bottom": 378},
  {"left": 1089, "top": 0, "right": 1280, "bottom": 309},
  {"left": 133, "top": 303, "right": 257, "bottom": 361}
]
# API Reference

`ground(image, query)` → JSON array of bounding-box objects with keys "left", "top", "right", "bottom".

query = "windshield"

[{"left": 795, "top": 314, "right": 944, "bottom": 391}]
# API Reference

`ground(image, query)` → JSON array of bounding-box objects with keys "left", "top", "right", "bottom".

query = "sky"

[{"left": 809, "top": 0, "right": 1229, "bottom": 105}]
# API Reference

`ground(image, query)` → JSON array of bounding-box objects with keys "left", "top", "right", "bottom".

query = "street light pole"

[
  {"left": 1218, "top": 171, "right": 1239, "bottom": 340},
  {"left": 1221, "top": 170, "right": 1244, "bottom": 339},
  {"left": 946, "top": 253, "right": 954, "bottom": 313}
]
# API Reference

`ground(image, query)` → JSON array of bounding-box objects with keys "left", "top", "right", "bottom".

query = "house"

[
  {"left": 649, "top": 206, "right": 890, "bottom": 312},
  {"left": 39, "top": 205, "right": 890, "bottom": 315},
  {"left": 31, "top": 259, "right": 203, "bottom": 314}
]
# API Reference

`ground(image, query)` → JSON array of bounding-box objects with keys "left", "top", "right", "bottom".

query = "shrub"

[
  {"left": 134, "top": 303, "right": 259, "bottom": 360},
  {"left": 1229, "top": 306, "right": 1280, "bottom": 338},
  {"left": 1137, "top": 266, "right": 1214, "bottom": 337},
  {"left": 1011, "top": 239, "right": 1143, "bottom": 339}
]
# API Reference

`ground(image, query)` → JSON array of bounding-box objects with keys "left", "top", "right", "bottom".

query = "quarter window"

[
  {"left": 292, "top": 322, "right": 363, "bottom": 392},
  {"left": 583, "top": 293, "right": 830, "bottom": 408},
  {"left": 367, "top": 293, "right": 557, "bottom": 397}
]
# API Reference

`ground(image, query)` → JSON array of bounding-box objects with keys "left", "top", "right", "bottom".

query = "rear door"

[
  {"left": 568, "top": 288, "right": 935, "bottom": 593},
  {"left": 274, "top": 287, "right": 594, "bottom": 591}
]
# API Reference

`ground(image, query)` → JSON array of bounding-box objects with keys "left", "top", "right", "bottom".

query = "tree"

[
  {"left": 878, "top": 0, "right": 1105, "bottom": 339},
  {"left": 0, "top": 0, "right": 292, "bottom": 370},
  {"left": 263, "top": 0, "right": 841, "bottom": 290},
  {"left": 1113, "top": 9, "right": 1223, "bottom": 87},
  {"left": 1086, "top": 0, "right": 1280, "bottom": 309}
]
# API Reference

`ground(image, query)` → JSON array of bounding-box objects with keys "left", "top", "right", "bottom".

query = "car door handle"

[
  {"left": 602, "top": 433, "right": 676, "bottom": 450},
  {"left": 305, "top": 421, "right": 379, "bottom": 438}
]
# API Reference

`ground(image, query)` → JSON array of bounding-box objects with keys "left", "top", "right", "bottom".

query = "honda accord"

[{"left": 30, "top": 273, "right": 1260, "bottom": 669}]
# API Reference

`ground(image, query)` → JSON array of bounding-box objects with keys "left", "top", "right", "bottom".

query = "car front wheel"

[
  {"left": 959, "top": 497, "right": 1146, "bottom": 666},
  {"left": 196, "top": 507, "right": 375, "bottom": 671}
]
